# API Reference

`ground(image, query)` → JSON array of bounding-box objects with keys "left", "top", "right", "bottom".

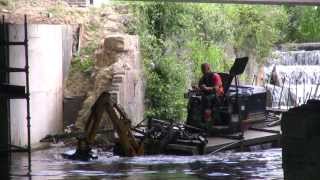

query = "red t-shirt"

[{"left": 212, "top": 73, "right": 224, "bottom": 96}]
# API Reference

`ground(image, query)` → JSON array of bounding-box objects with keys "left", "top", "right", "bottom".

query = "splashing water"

[{"left": 265, "top": 50, "right": 320, "bottom": 107}]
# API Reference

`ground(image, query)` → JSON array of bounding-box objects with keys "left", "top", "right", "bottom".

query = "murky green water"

[{"left": 2, "top": 148, "right": 283, "bottom": 180}]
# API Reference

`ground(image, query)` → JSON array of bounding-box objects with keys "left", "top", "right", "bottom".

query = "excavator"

[
  {"left": 63, "top": 92, "right": 207, "bottom": 161},
  {"left": 63, "top": 57, "right": 267, "bottom": 160},
  {"left": 186, "top": 57, "right": 267, "bottom": 136}
]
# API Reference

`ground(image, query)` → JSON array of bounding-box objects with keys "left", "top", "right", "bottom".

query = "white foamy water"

[{"left": 265, "top": 50, "right": 320, "bottom": 107}]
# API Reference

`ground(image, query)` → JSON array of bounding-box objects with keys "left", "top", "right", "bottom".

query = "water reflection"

[
  {"left": 0, "top": 152, "right": 11, "bottom": 180},
  {"left": 4, "top": 148, "right": 283, "bottom": 179}
]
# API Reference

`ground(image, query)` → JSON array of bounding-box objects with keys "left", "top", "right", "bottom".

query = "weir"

[{"left": 265, "top": 49, "right": 320, "bottom": 107}]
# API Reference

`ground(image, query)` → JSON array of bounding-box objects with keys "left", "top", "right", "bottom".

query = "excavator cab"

[{"left": 186, "top": 57, "right": 249, "bottom": 136}]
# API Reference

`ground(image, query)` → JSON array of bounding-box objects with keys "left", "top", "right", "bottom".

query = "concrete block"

[{"left": 281, "top": 110, "right": 320, "bottom": 139}]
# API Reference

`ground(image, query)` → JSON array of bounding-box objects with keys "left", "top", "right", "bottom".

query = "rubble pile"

[{"left": 281, "top": 99, "right": 320, "bottom": 180}]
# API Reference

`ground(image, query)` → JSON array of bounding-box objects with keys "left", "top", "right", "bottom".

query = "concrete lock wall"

[{"left": 9, "top": 24, "right": 72, "bottom": 147}]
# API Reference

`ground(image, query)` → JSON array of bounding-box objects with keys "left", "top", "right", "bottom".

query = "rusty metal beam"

[{"left": 126, "top": 0, "right": 320, "bottom": 5}]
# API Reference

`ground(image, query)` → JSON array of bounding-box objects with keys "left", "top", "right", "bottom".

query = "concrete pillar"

[{"left": 9, "top": 25, "right": 66, "bottom": 147}]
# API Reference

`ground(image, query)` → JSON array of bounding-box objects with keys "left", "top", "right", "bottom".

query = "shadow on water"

[
  {"left": 0, "top": 152, "right": 32, "bottom": 180},
  {"left": 1, "top": 148, "right": 283, "bottom": 180}
]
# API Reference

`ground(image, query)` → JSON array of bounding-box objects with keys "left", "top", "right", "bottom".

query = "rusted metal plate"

[{"left": 129, "top": 0, "right": 320, "bottom": 5}]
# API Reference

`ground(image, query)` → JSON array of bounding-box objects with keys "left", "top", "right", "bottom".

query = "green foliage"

[
  {"left": 128, "top": 2, "right": 228, "bottom": 121},
  {"left": 72, "top": 55, "right": 94, "bottom": 73},
  {"left": 139, "top": 5, "right": 191, "bottom": 120},
  {"left": 284, "top": 6, "right": 320, "bottom": 42},
  {"left": 128, "top": 2, "right": 320, "bottom": 121},
  {"left": 145, "top": 56, "right": 188, "bottom": 120},
  {"left": 71, "top": 41, "right": 98, "bottom": 73},
  {"left": 227, "top": 5, "right": 288, "bottom": 60},
  {"left": 187, "top": 39, "right": 227, "bottom": 82},
  {"left": 188, "top": 5, "right": 233, "bottom": 45}
]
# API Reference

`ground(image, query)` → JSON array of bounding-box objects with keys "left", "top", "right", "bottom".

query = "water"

[
  {"left": 265, "top": 50, "right": 320, "bottom": 107},
  {"left": 3, "top": 148, "right": 283, "bottom": 180}
]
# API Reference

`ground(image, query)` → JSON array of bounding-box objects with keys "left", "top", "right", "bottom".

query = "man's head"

[{"left": 201, "top": 63, "right": 211, "bottom": 74}]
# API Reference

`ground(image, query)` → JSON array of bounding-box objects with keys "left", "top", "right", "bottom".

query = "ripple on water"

[{"left": 8, "top": 148, "right": 283, "bottom": 179}]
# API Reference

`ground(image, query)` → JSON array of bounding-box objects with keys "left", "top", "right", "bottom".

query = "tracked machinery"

[
  {"left": 63, "top": 57, "right": 268, "bottom": 160},
  {"left": 63, "top": 92, "right": 207, "bottom": 160},
  {"left": 185, "top": 57, "right": 268, "bottom": 137}
]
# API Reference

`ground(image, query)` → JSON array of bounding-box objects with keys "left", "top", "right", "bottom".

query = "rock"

[
  {"left": 107, "top": 14, "right": 122, "bottom": 22},
  {"left": 94, "top": 67, "right": 113, "bottom": 96},
  {"left": 103, "top": 35, "right": 128, "bottom": 52},
  {"left": 64, "top": 70, "right": 93, "bottom": 97},
  {"left": 114, "top": 5, "right": 129, "bottom": 14},
  {"left": 95, "top": 49, "right": 119, "bottom": 68}
]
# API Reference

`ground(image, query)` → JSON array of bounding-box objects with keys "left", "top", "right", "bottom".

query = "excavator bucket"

[
  {"left": 62, "top": 92, "right": 144, "bottom": 161},
  {"left": 62, "top": 137, "right": 98, "bottom": 161}
]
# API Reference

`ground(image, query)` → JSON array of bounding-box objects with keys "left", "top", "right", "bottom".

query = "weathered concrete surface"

[
  {"left": 76, "top": 34, "right": 144, "bottom": 129},
  {"left": 62, "top": 25, "right": 74, "bottom": 81},
  {"left": 281, "top": 100, "right": 320, "bottom": 180},
  {"left": 9, "top": 25, "right": 73, "bottom": 147}
]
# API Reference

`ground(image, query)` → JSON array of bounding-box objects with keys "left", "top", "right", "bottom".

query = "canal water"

[{"left": 2, "top": 148, "right": 283, "bottom": 180}]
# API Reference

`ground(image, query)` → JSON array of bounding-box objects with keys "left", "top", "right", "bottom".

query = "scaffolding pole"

[{"left": 0, "top": 15, "right": 31, "bottom": 170}]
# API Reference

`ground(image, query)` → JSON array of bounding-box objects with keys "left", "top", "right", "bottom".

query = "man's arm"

[
  {"left": 200, "top": 84, "right": 214, "bottom": 92},
  {"left": 199, "top": 74, "right": 216, "bottom": 92}
]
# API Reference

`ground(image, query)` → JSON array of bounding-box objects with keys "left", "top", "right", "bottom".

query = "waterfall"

[{"left": 265, "top": 50, "right": 320, "bottom": 107}]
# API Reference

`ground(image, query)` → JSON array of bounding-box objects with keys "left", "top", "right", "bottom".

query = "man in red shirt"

[
  {"left": 198, "top": 63, "right": 224, "bottom": 96},
  {"left": 198, "top": 63, "right": 224, "bottom": 123}
]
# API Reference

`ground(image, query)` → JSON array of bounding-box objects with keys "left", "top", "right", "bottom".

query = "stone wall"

[{"left": 75, "top": 34, "right": 144, "bottom": 130}]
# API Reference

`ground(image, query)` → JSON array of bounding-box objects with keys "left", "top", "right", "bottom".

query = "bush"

[
  {"left": 187, "top": 39, "right": 228, "bottom": 83},
  {"left": 284, "top": 6, "right": 320, "bottom": 42},
  {"left": 145, "top": 56, "right": 188, "bottom": 120},
  {"left": 227, "top": 5, "right": 288, "bottom": 60}
]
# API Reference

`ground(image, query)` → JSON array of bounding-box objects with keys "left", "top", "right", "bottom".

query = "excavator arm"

[{"left": 64, "top": 92, "right": 144, "bottom": 160}]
